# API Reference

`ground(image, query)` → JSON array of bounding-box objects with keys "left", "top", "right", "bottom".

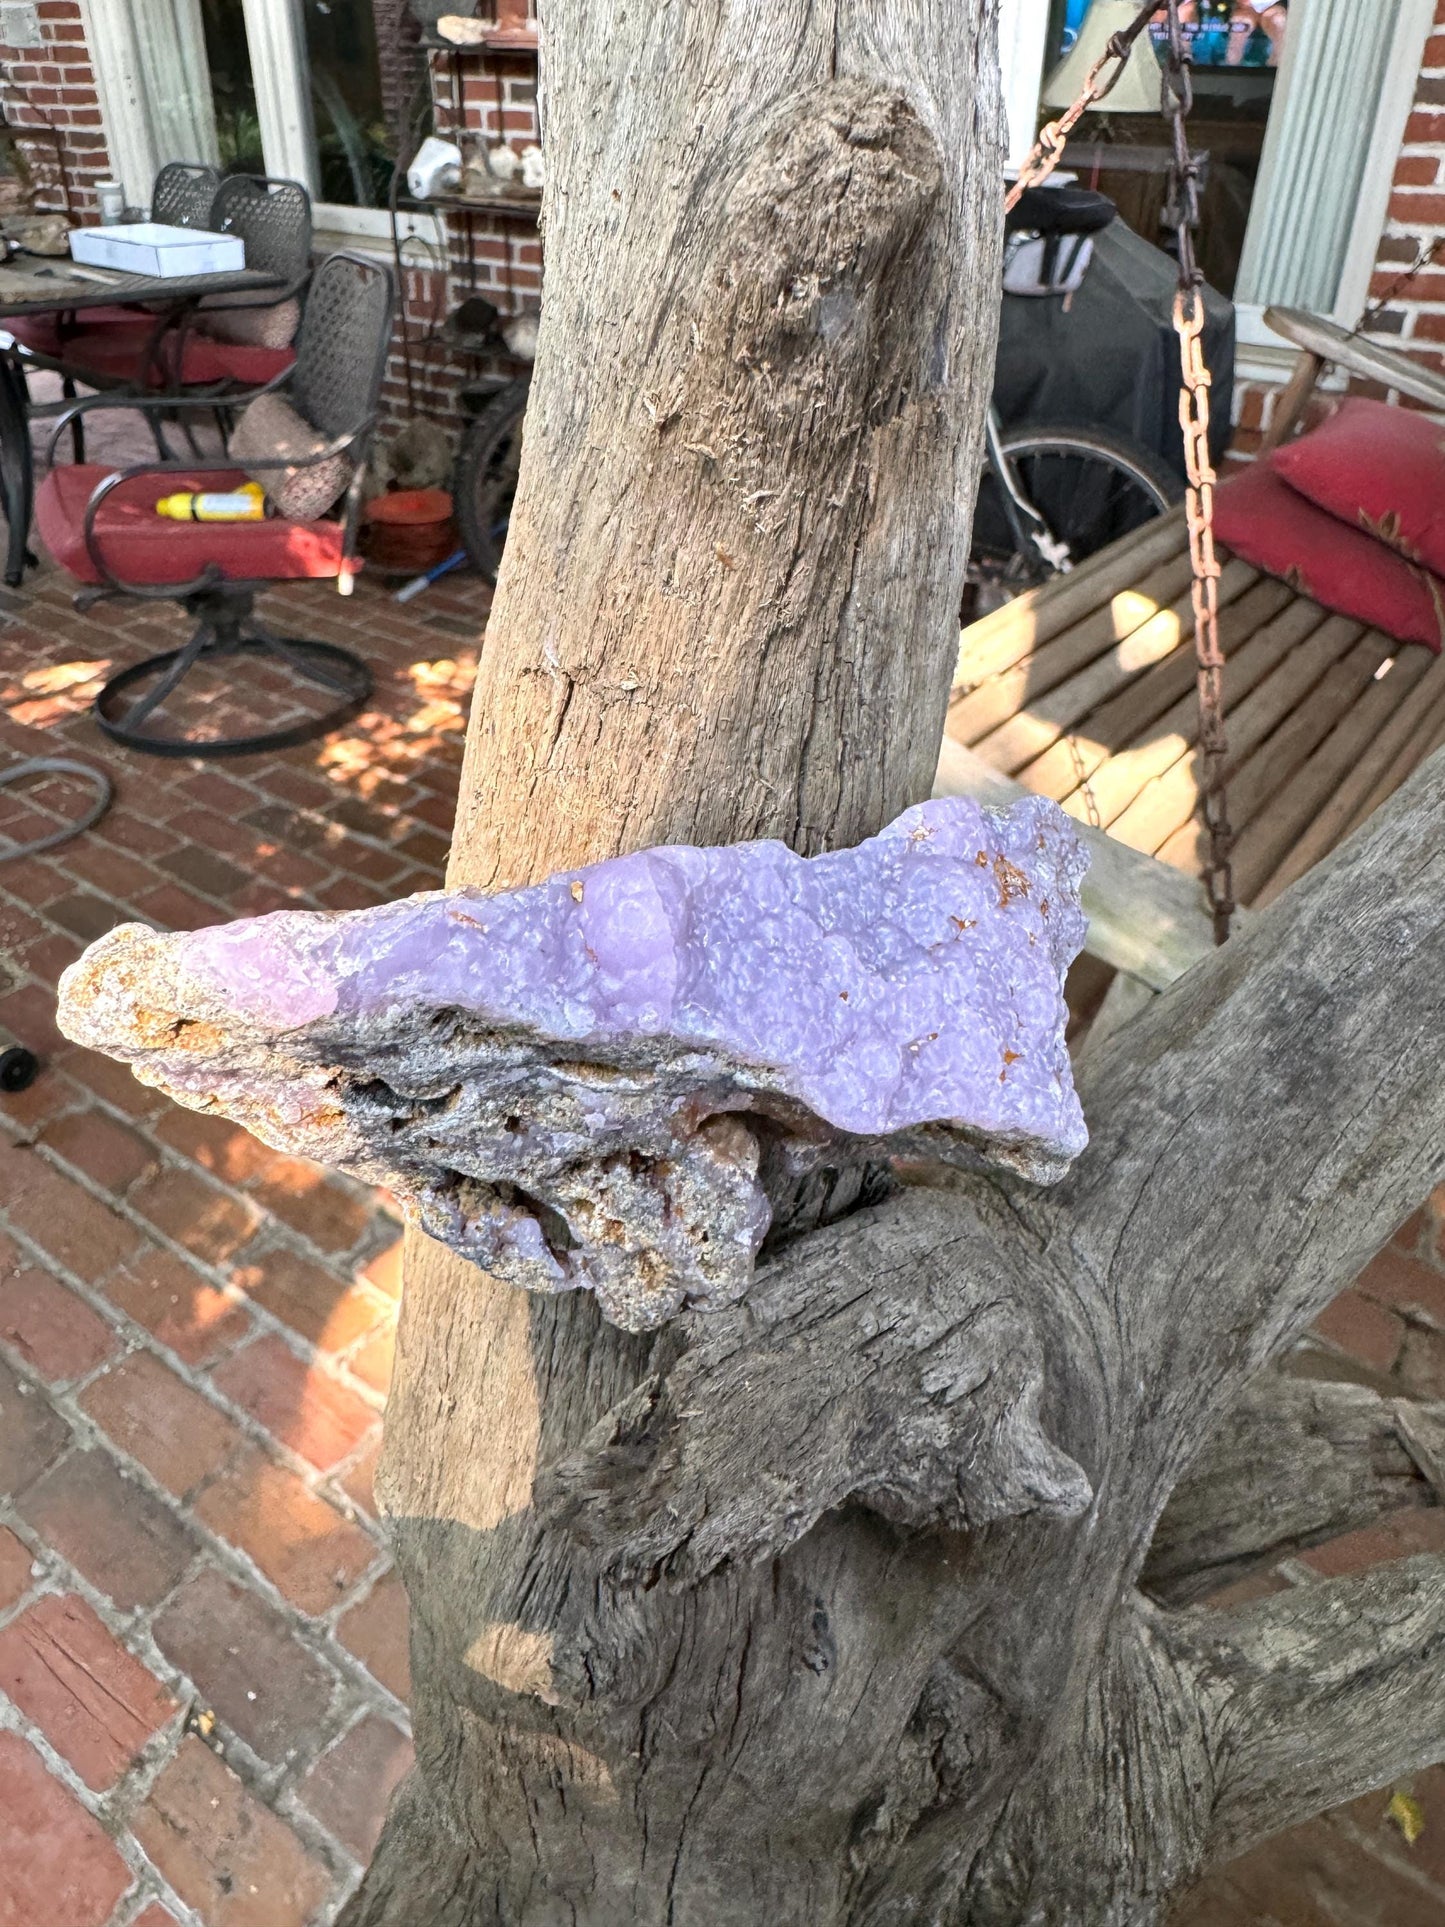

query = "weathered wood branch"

[
  {"left": 1185, "top": 1554, "right": 1445, "bottom": 1866},
  {"left": 1056, "top": 749, "right": 1445, "bottom": 1490},
  {"left": 540, "top": 1190, "right": 1092, "bottom": 1582},
  {"left": 1145, "top": 1375, "right": 1445, "bottom": 1605},
  {"left": 335, "top": 0, "right": 1445, "bottom": 1909},
  {"left": 347, "top": 755, "right": 1445, "bottom": 1926},
  {"left": 449, "top": 7, "right": 1001, "bottom": 885}
]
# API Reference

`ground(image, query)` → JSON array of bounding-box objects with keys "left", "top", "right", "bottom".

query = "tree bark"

[
  {"left": 347, "top": 3, "right": 1005, "bottom": 1921},
  {"left": 340, "top": 7, "right": 1445, "bottom": 1924},
  {"left": 1145, "top": 1375, "right": 1445, "bottom": 1606}
]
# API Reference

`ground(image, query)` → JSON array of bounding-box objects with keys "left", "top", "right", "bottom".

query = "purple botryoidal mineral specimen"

[{"left": 57, "top": 797, "right": 1089, "bottom": 1330}]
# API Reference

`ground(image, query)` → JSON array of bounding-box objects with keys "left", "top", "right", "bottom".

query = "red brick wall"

[
  {"left": 0, "top": 0, "right": 114, "bottom": 223},
  {"left": 1360, "top": 2, "right": 1445, "bottom": 379}
]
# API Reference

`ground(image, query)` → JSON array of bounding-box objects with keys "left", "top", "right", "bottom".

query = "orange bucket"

[{"left": 362, "top": 489, "right": 458, "bottom": 572}]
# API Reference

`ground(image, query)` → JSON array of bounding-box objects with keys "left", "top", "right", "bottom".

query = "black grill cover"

[{"left": 992, "top": 218, "right": 1236, "bottom": 478}]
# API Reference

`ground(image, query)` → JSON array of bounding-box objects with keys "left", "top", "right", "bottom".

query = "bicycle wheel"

[
  {"left": 969, "top": 423, "right": 1183, "bottom": 604},
  {"left": 454, "top": 378, "right": 530, "bottom": 583}
]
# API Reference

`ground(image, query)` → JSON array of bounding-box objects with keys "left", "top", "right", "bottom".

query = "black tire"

[
  {"left": 970, "top": 423, "right": 1184, "bottom": 600},
  {"left": 0, "top": 1046, "right": 39, "bottom": 1093},
  {"left": 454, "top": 378, "right": 530, "bottom": 583}
]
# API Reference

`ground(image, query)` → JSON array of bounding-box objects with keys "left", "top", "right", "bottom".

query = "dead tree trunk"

[{"left": 341, "top": 7, "right": 1445, "bottom": 1923}]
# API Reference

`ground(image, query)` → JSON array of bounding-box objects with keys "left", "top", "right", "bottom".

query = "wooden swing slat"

[
  {"left": 949, "top": 395, "right": 1445, "bottom": 1006},
  {"left": 1155, "top": 629, "right": 1394, "bottom": 872},
  {"left": 1228, "top": 644, "right": 1435, "bottom": 902},
  {"left": 933, "top": 736, "right": 1218, "bottom": 989},
  {"left": 953, "top": 506, "right": 1192, "bottom": 690},
  {"left": 1104, "top": 613, "right": 1366, "bottom": 859},
  {"left": 1256, "top": 653, "right": 1445, "bottom": 903},
  {"left": 1076, "top": 592, "right": 1323, "bottom": 822},
  {"left": 964, "top": 558, "right": 1260, "bottom": 773},
  {"left": 1336, "top": 663, "right": 1445, "bottom": 845},
  {"left": 1046, "top": 590, "right": 1327, "bottom": 830},
  {"left": 1012, "top": 577, "right": 1297, "bottom": 806},
  {"left": 949, "top": 552, "right": 1200, "bottom": 745}
]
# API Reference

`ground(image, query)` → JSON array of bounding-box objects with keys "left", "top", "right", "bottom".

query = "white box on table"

[{"left": 69, "top": 224, "right": 245, "bottom": 278}]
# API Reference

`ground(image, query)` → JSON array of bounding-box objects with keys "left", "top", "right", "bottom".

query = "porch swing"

[{"left": 937, "top": 0, "right": 1445, "bottom": 1038}]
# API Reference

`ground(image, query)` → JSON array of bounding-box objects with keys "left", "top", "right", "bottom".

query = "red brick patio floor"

[
  {"left": 0, "top": 538, "right": 486, "bottom": 1926},
  {"left": 0, "top": 536, "right": 1443, "bottom": 1922}
]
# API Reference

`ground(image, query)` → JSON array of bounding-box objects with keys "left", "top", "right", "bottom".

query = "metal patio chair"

[{"left": 32, "top": 251, "right": 393, "bottom": 758}]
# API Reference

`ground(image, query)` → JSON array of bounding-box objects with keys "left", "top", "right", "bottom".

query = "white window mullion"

[
  {"left": 239, "top": 0, "right": 320, "bottom": 196},
  {"left": 998, "top": 0, "right": 1052, "bottom": 171}
]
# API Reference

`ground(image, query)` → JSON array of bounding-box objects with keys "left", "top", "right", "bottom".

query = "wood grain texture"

[
  {"left": 1010, "top": 577, "right": 1295, "bottom": 809},
  {"left": 449, "top": 7, "right": 1001, "bottom": 888},
  {"left": 952, "top": 508, "right": 1191, "bottom": 695},
  {"left": 1185, "top": 1553, "right": 1445, "bottom": 1863},
  {"left": 353, "top": 745, "right": 1445, "bottom": 1923},
  {"left": 1258, "top": 645, "right": 1445, "bottom": 903},
  {"left": 539, "top": 1189, "right": 1095, "bottom": 1582}
]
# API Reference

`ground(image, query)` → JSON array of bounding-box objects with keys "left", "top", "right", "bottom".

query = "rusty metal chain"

[
  {"left": 1359, "top": 234, "right": 1444, "bottom": 332},
  {"left": 1006, "top": 0, "right": 1235, "bottom": 942},
  {"left": 1174, "top": 290, "right": 1233, "bottom": 942},
  {"left": 1160, "top": 0, "right": 1234, "bottom": 942},
  {"left": 1006, "top": 2, "right": 1163, "bottom": 210}
]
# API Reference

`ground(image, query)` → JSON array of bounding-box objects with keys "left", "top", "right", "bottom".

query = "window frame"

[
  {"left": 240, "top": 0, "right": 438, "bottom": 250},
  {"left": 85, "top": 0, "right": 441, "bottom": 255},
  {"left": 1232, "top": 0, "right": 1435, "bottom": 377}
]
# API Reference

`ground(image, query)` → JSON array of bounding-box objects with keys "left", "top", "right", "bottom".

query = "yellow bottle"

[{"left": 155, "top": 482, "right": 267, "bottom": 522}]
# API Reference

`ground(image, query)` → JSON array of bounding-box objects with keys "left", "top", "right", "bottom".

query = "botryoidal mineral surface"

[{"left": 58, "top": 797, "right": 1089, "bottom": 1330}]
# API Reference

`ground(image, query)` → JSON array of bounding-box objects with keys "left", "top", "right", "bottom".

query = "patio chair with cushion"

[{"left": 33, "top": 251, "right": 393, "bottom": 758}]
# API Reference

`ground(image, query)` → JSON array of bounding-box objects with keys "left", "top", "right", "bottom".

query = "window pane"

[
  {"left": 199, "top": 0, "right": 265, "bottom": 176},
  {"left": 302, "top": 0, "right": 429, "bottom": 207},
  {"left": 1042, "top": 0, "right": 1289, "bottom": 296}
]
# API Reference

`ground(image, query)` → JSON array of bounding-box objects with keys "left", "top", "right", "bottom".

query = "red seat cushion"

[
  {"left": 3, "top": 307, "right": 154, "bottom": 359},
  {"left": 1214, "top": 461, "right": 1445, "bottom": 654},
  {"left": 170, "top": 337, "right": 295, "bottom": 386},
  {"left": 1272, "top": 396, "right": 1445, "bottom": 578},
  {"left": 15, "top": 325, "right": 293, "bottom": 389},
  {"left": 36, "top": 464, "right": 346, "bottom": 587}
]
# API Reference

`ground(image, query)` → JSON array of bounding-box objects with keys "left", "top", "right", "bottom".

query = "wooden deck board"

[
  {"left": 962, "top": 559, "right": 1259, "bottom": 772},
  {"left": 950, "top": 503, "right": 1445, "bottom": 961},
  {"left": 1228, "top": 644, "right": 1434, "bottom": 902},
  {"left": 1104, "top": 615, "right": 1366, "bottom": 860},
  {"left": 1155, "top": 631, "right": 1394, "bottom": 875},
  {"left": 1052, "top": 594, "right": 1331, "bottom": 832},
  {"left": 953, "top": 507, "right": 1191, "bottom": 692},
  {"left": 1010, "top": 578, "right": 1299, "bottom": 808}
]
